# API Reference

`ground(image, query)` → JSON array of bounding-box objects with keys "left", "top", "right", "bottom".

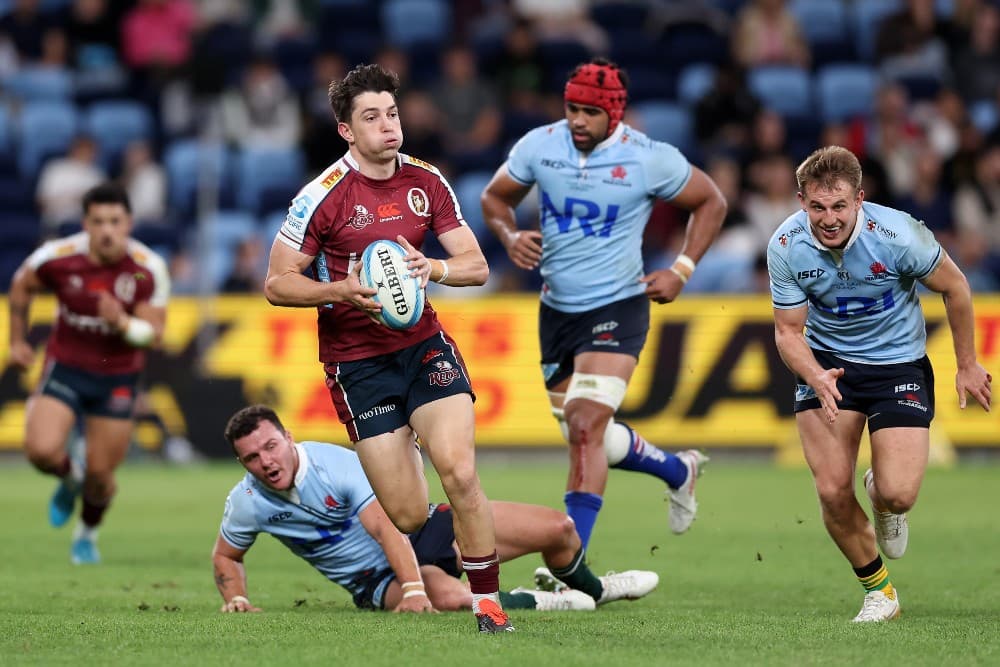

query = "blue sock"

[
  {"left": 564, "top": 491, "right": 603, "bottom": 550},
  {"left": 611, "top": 423, "right": 689, "bottom": 489}
]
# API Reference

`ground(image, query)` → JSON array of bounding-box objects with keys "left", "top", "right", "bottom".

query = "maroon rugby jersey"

[
  {"left": 27, "top": 232, "right": 171, "bottom": 374},
  {"left": 277, "top": 152, "right": 467, "bottom": 362}
]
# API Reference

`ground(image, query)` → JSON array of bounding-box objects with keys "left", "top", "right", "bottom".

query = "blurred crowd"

[{"left": 2, "top": 0, "right": 1000, "bottom": 295}]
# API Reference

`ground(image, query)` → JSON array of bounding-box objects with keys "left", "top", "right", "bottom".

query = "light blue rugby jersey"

[
  {"left": 767, "top": 201, "right": 944, "bottom": 364},
  {"left": 506, "top": 120, "right": 691, "bottom": 313},
  {"left": 219, "top": 441, "right": 388, "bottom": 597}
]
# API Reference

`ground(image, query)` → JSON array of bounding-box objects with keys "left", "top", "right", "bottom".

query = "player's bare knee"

[
  {"left": 435, "top": 459, "right": 479, "bottom": 501},
  {"left": 880, "top": 488, "right": 918, "bottom": 514},
  {"left": 387, "top": 507, "right": 427, "bottom": 534},
  {"left": 432, "top": 589, "right": 469, "bottom": 612},
  {"left": 24, "top": 446, "right": 62, "bottom": 473},
  {"left": 553, "top": 513, "right": 580, "bottom": 550},
  {"left": 815, "top": 481, "right": 856, "bottom": 516}
]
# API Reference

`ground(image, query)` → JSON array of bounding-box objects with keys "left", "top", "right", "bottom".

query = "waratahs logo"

[{"left": 869, "top": 261, "right": 888, "bottom": 278}]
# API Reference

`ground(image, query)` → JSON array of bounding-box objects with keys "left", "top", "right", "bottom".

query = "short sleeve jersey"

[
  {"left": 767, "top": 202, "right": 944, "bottom": 364},
  {"left": 505, "top": 120, "right": 692, "bottom": 313},
  {"left": 26, "top": 232, "right": 170, "bottom": 374},
  {"left": 219, "top": 441, "right": 388, "bottom": 595},
  {"left": 277, "top": 152, "right": 467, "bottom": 362}
]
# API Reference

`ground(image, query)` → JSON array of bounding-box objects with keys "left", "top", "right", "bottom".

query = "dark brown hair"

[
  {"left": 82, "top": 181, "right": 131, "bottom": 215},
  {"left": 224, "top": 405, "right": 286, "bottom": 452},
  {"left": 328, "top": 63, "right": 400, "bottom": 124}
]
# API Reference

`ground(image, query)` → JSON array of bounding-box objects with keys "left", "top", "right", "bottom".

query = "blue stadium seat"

[
  {"left": 273, "top": 36, "right": 317, "bottom": 94},
  {"left": 630, "top": 101, "right": 694, "bottom": 155},
  {"left": 3, "top": 67, "right": 74, "bottom": 101},
  {"left": 0, "top": 102, "right": 11, "bottom": 158},
  {"left": 17, "top": 100, "right": 79, "bottom": 177},
  {"left": 83, "top": 100, "right": 155, "bottom": 170},
  {"left": 626, "top": 67, "right": 673, "bottom": 103},
  {"left": 659, "top": 24, "right": 729, "bottom": 68},
  {"left": 677, "top": 63, "right": 717, "bottom": 107},
  {"left": 851, "top": 0, "right": 903, "bottom": 62},
  {"left": 815, "top": 64, "right": 878, "bottom": 123},
  {"left": 235, "top": 147, "right": 305, "bottom": 216},
  {"left": 163, "top": 139, "right": 234, "bottom": 221},
  {"left": 969, "top": 100, "right": 998, "bottom": 134},
  {"left": 748, "top": 66, "right": 813, "bottom": 118},
  {"left": 381, "top": 0, "right": 452, "bottom": 49},
  {"left": 452, "top": 170, "right": 496, "bottom": 250},
  {"left": 199, "top": 210, "right": 259, "bottom": 290},
  {"left": 790, "top": 0, "right": 848, "bottom": 46},
  {"left": 590, "top": 2, "right": 649, "bottom": 30}
]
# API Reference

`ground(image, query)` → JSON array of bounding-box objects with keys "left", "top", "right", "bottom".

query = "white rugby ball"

[{"left": 359, "top": 239, "right": 425, "bottom": 330}]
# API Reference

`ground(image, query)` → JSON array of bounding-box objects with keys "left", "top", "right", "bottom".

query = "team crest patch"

[
  {"left": 428, "top": 360, "right": 461, "bottom": 387},
  {"left": 778, "top": 234, "right": 788, "bottom": 247},
  {"left": 407, "top": 188, "right": 430, "bottom": 217},
  {"left": 114, "top": 273, "right": 137, "bottom": 303},
  {"left": 348, "top": 204, "right": 375, "bottom": 230}
]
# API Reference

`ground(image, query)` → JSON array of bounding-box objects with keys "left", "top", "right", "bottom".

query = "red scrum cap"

[{"left": 564, "top": 61, "right": 628, "bottom": 136}]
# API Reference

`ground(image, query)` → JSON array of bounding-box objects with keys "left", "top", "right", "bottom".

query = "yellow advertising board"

[{"left": 1, "top": 295, "right": 998, "bottom": 455}]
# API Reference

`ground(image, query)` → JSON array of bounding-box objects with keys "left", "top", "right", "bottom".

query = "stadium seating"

[
  {"left": 164, "top": 139, "right": 235, "bottom": 222},
  {"left": 851, "top": 0, "right": 903, "bottom": 62},
  {"left": 748, "top": 66, "right": 813, "bottom": 118},
  {"left": 630, "top": 101, "right": 694, "bottom": 155},
  {"left": 590, "top": 1, "right": 649, "bottom": 31},
  {"left": 235, "top": 147, "right": 305, "bottom": 216},
  {"left": 676, "top": 63, "right": 717, "bottom": 107},
  {"left": 815, "top": 64, "right": 878, "bottom": 123},
  {"left": 199, "top": 210, "right": 259, "bottom": 291},
  {"left": 381, "top": 0, "right": 452, "bottom": 49},
  {"left": 17, "top": 100, "right": 79, "bottom": 177},
  {"left": 789, "top": 0, "right": 856, "bottom": 67},
  {"left": 83, "top": 100, "right": 155, "bottom": 170},
  {"left": 3, "top": 66, "right": 74, "bottom": 101}
]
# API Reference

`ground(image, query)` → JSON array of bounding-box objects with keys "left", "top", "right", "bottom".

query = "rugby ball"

[{"left": 359, "top": 239, "right": 425, "bottom": 330}]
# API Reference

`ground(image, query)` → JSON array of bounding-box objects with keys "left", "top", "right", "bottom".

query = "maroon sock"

[
  {"left": 81, "top": 495, "right": 110, "bottom": 528},
  {"left": 463, "top": 551, "right": 500, "bottom": 595}
]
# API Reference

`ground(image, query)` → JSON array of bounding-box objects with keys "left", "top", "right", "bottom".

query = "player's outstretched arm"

[
  {"left": 264, "top": 238, "right": 379, "bottom": 313},
  {"left": 480, "top": 165, "right": 541, "bottom": 271},
  {"left": 774, "top": 305, "right": 844, "bottom": 423},
  {"left": 358, "top": 501, "right": 435, "bottom": 613},
  {"left": 212, "top": 535, "right": 262, "bottom": 613},
  {"left": 430, "top": 226, "right": 490, "bottom": 287},
  {"left": 7, "top": 261, "right": 44, "bottom": 370},
  {"left": 921, "top": 254, "right": 993, "bottom": 411}
]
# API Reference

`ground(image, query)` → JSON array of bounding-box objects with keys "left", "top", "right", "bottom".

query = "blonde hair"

[{"left": 795, "top": 146, "right": 863, "bottom": 194}]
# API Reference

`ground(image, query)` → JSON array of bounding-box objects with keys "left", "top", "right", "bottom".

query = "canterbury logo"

[{"left": 377, "top": 203, "right": 401, "bottom": 217}]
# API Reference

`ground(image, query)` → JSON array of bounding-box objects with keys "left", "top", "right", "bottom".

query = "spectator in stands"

[
  {"left": 120, "top": 140, "right": 167, "bottom": 224},
  {"left": 398, "top": 90, "right": 448, "bottom": 172},
  {"left": 894, "top": 142, "right": 955, "bottom": 239},
  {"left": 744, "top": 152, "right": 799, "bottom": 248},
  {"left": 302, "top": 50, "right": 348, "bottom": 173},
  {"left": 121, "top": 0, "right": 197, "bottom": 71},
  {"left": 221, "top": 237, "right": 264, "bottom": 293},
  {"left": 512, "top": 0, "right": 608, "bottom": 54},
  {"left": 431, "top": 45, "right": 502, "bottom": 171},
  {"left": 952, "top": 139, "right": 1000, "bottom": 276},
  {"left": 862, "top": 83, "right": 925, "bottom": 198},
  {"left": 731, "top": 0, "right": 810, "bottom": 69},
  {"left": 65, "top": 0, "right": 123, "bottom": 71},
  {"left": 220, "top": 53, "right": 301, "bottom": 150},
  {"left": 952, "top": 2, "right": 1000, "bottom": 103},
  {"left": 694, "top": 62, "right": 761, "bottom": 156},
  {"left": 0, "top": 0, "right": 52, "bottom": 62},
  {"left": 36, "top": 135, "right": 106, "bottom": 232},
  {"left": 875, "top": 0, "right": 952, "bottom": 86}
]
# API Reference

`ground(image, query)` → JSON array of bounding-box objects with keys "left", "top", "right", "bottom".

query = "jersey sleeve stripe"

[
  {"left": 505, "top": 163, "right": 533, "bottom": 185},
  {"left": 916, "top": 245, "right": 944, "bottom": 280},
  {"left": 773, "top": 298, "right": 807, "bottom": 308}
]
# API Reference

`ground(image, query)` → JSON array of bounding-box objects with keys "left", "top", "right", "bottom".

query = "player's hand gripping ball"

[{"left": 359, "top": 239, "right": 425, "bottom": 329}]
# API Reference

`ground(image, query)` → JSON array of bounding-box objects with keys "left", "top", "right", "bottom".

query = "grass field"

[{"left": 1, "top": 456, "right": 998, "bottom": 666}]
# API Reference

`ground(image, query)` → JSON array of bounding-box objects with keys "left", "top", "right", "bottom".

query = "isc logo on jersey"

[{"left": 359, "top": 239, "right": 425, "bottom": 330}]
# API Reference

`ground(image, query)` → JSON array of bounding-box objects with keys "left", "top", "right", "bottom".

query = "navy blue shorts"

[
  {"left": 793, "top": 349, "right": 935, "bottom": 432},
  {"left": 539, "top": 294, "right": 650, "bottom": 389},
  {"left": 38, "top": 360, "right": 139, "bottom": 419},
  {"left": 325, "top": 332, "right": 475, "bottom": 442},
  {"left": 352, "top": 504, "right": 459, "bottom": 610}
]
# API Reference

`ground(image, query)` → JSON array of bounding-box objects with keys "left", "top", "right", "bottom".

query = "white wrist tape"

[
  {"left": 123, "top": 317, "right": 155, "bottom": 347},
  {"left": 402, "top": 590, "right": 428, "bottom": 599},
  {"left": 668, "top": 266, "right": 689, "bottom": 284},
  {"left": 436, "top": 259, "right": 450, "bottom": 284},
  {"left": 674, "top": 254, "right": 696, "bottom": 273},
  {"left": 400, "top": 581, "right": 425, "bottom": 589}
]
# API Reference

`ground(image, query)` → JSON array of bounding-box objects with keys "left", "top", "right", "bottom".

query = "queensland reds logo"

[
  {"left": 348, "top": 204, "right": 375, "bottom": 230},
  {"left": 428, "top": 360, "right": 460, "bottom": 387},
  {"left": 113, "top": 272, "right": 136, "bottom": 303},
  {"left": 407, "top": 188, "right": 430, "bottom": 217}
]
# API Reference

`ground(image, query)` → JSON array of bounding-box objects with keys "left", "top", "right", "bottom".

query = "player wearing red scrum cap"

[{"left": 482, "top": 58, "right": 727, "bottom": 568}]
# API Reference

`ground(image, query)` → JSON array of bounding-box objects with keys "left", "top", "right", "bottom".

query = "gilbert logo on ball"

[{"left": 360, "top": 239, "right": 425, "bottom": 330}]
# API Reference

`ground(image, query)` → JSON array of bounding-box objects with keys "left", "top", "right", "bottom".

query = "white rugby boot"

[
  {"left": 668, "top": 450, "right": 709, "bottom": 534},
  {"left": 512, "top": 587, "right": 596, "bottom": 611},
  {"left": 597, "top": 570, "right": 659, "bottom": 605},
  {"left": 852, "top": 584, "right": 901, "bottom": 622},
  {"left": 864, "top": 468, "right": 908, "bottom": 559}
]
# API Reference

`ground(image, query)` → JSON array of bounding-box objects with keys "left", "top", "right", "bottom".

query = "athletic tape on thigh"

[{"left": 565, "top": 373, "right": 627, "bottom": 411}]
